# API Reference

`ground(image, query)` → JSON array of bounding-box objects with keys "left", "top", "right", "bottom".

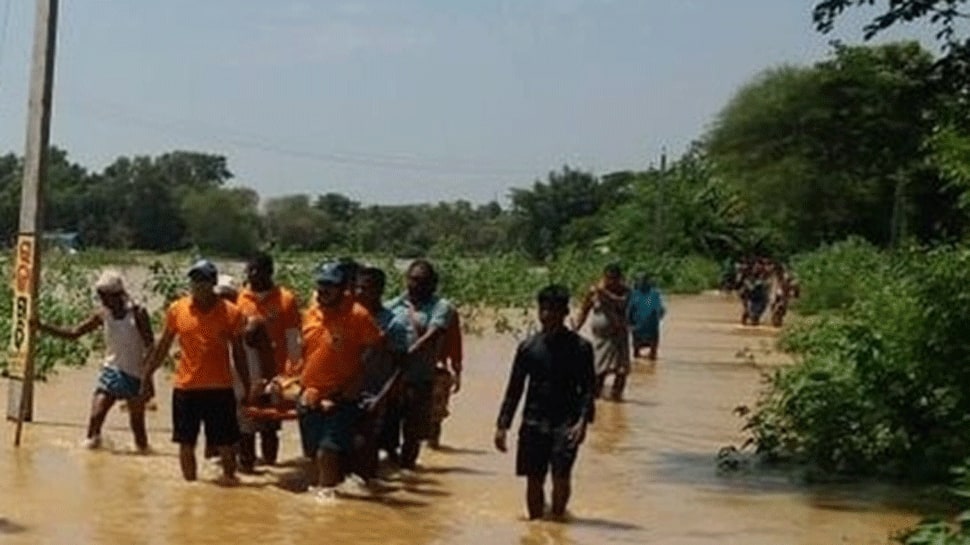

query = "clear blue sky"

[{"left": 0, "top": 0, "right": 941, "bottom": 205}]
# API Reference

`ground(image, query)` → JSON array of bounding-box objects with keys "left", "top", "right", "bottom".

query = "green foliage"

[
  {"left": 706, "top": 42, "right": 967, "bottom": 250},
  {"left": 181, "top": 187, "right": 263, "bottom": 257},
  {"left": 813, "top": 0, "right": 970, "bottom": 98},
  {"left": 0, "top": 254, "right": 95, "bottom": 380},
  {"left": 788, "top": 237, "right": 889, "bottom": 315},
  {"left": 927, "top": 124, "right": 970, "bottom": 212},
  {"left": 606, "top": 148, "right": 767, "bottom": 260},
  {"left": 813, "top": 0, "right": 969, "bottom": 44},
  {"left": 893, "top": 460, "right": 970, "bottom": 544},
  {"left": 745, "top": 244, "right": 970, "bottom": 481},
  {"left": 509, "top": 166, "right": 630, "bottom": 260},
  {"left": 141, "top": 259, "right": 187, "bottom": 330}
]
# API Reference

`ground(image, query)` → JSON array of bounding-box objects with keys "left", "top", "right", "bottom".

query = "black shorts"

[
  {"left": 516, "top": 425, "right": 579, "bottom": 478},
  {"left": 172, "top": 388, "right": 241, "bottom": 447}
]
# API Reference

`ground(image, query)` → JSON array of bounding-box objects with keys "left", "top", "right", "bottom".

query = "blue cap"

[
  {"left": 187, "top": 259, "right": 218, "bottom": 282},
  {"left": 314, "top": 262, "right": 346, "bottom": 286}
]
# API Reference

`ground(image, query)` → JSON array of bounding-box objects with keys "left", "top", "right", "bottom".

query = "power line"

[{"left": 62, "top": 95, "right": 538, "bottom": 177}]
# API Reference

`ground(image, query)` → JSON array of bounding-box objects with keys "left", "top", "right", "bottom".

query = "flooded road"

[{"left": 1, "top": 294, "right": 919, "bottom": 544}]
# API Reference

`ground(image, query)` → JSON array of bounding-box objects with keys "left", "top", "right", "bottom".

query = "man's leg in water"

[
  {"left": 218, "top": 445, "right": 238, "bottom": 481},
  {"left": 238, "top": 433, "right": 257, "bottom": 473},
  {"left": 551, "top": 476, "right": 572, "bottom": 519},
  {"left": 259, "top": 429, "right": 280, "bottom": 465},
  {"left": 610, "top": 373, "right": 627, "bottom": 401},
  {"left": 427, "top": 422, "right": 442, "bottom": 449},
  {"left": 594, "top": 373, "right": 606, "bottom": 399},
  {"left": 379, "top": 398, "right": 403, "bottom": 465},
  {"left": 401, "top": 383, "right": 433, "bottom": 469},
  {"left": 179, "top": 444, "right": 198, "bottom": 481},
  {"left": 526, "top": 475, "right": 546, "bottom": 520},
  {"left": 87, "top": 391, "right": 116, "bottom": 444},
  {"left": 316, "top": 449, "right": 342, "bottom": 488},
  {"left": 126, "top": 397, "right": 149, "bottom": 451}
]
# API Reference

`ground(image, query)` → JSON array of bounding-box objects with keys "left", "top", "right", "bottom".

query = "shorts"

[
  {"left": 298, "top": 402, "right": 360, "bottom": 456},
  {"left": 96, "top": 366, "right": 142, "bottom": 400},
  {"left": 516, "top": 424, "right": 580, "bottom": 478},
  {"left": 172, "top": 388, "right": 241, "bottom": 447}
]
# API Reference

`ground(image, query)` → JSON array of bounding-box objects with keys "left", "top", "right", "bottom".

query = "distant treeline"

[{"left": 3, "top": 41, "right": 969, "bottom": 262}]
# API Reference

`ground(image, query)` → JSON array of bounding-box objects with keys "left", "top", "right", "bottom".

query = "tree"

[
  {"left": 705, "top": 42, "right": 965, "bottom": 250},
  {"left": 606, "top": 148, "right": 762, "bottom": 260},
  {"left": 95, "top": 151, "right": 235, "bottom": 251},
  {"left": 510, "top": 166, "right": 627, "bottom": 260},
  {"left": 182, "top": 186, "right": 263, "bottom": 256},
  {"left": 813, "top": 0, "right": 970, "bottom": 90},
  {"left": 99, "top": 156, "right": 186, "bottom": 251},
  {"left": 264, "top": 194, "right": 336, "bottom": 251},
  {"left": 0, "top": 153, "right": 21, "bottom": 245},
  {"left": 154, "top": 151, "right": 232, "bottom": 192}
]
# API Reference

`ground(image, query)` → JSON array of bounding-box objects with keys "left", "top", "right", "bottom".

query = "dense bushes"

[
  {"left": 787, "top": 237, "right": 890, "bottom": 315},
  {"left": 744, "top": 244, "right": 970, "bottom": 481}
]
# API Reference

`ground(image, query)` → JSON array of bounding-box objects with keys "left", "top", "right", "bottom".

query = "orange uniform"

[
  {"left": 236, "top": 286, "right": 301, "bottom": 375},
  {"left": 165, "top": 296, "right": 245, "bottom": 390},
  {"left": 300, "top": 299, "right": 382, "bottom": 400}
]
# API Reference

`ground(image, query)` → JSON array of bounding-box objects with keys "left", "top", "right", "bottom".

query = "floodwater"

[{"left": 0, "top": 294, "right": 921, "bottom": 544}]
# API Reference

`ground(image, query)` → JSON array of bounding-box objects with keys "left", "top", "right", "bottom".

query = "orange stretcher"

[
  {"left": 241, "top": 376, "right": 301, "bottom": 421},
  {"left": 242, "top": 404, "right": 298, "bottom": 421}
]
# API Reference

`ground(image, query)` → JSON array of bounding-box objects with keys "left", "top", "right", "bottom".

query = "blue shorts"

[
  {"left": 298, "top": 402, "right": 361, "bottom": 456},
  {"left": 96, "top": 367, "right": 141, "bottom": 400}
]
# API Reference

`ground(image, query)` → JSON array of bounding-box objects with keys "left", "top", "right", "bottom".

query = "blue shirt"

[
  {"left": 359, "top": 307, "right": 409, "bottom": 399},
  {"left": 385, "top": 294, "right": 452, "bottom": 384},
  {"left": 626, "top": 287, "right": 665, "bottom": 341}
]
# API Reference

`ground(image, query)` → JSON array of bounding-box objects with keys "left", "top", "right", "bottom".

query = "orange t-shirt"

[
  {"left": 300, "top": 299, "right": 382, "bottom": 399},
  {"left": 165, "top": 296, "right": 244, "bottom": 390},
  {"left": 236, "top": 286, "right": 301, "bottom": 374}
]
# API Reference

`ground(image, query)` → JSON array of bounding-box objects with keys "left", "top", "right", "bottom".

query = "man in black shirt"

[{"left": 494, "top": 284, "right": 596, "bottom": 520}]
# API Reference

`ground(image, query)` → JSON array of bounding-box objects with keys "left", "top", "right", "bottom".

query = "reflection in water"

[{"left": 1, "top": 294, "right": 920, "bottom": 544}]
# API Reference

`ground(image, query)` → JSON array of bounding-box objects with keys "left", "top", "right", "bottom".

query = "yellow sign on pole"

[{"left": 8, "top": 234, "right": 36, "bottom": 379}]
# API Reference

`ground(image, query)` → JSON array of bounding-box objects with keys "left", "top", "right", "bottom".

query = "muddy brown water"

[{"left": 1, "top": 294, "right": 920, "bottom": 544}]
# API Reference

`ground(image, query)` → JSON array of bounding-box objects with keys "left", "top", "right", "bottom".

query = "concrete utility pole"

[{"left": 7, "top": 0, "right": 59, "bottom": 447}]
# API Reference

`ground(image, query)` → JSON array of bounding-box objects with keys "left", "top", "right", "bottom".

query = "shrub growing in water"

[{"left": 745, "top": 245, "right": 970, "bottom": 481}]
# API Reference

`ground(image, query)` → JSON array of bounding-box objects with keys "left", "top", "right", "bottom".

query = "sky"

[{"left": 0, "top": 0, "right": 945, "bottom": 206}]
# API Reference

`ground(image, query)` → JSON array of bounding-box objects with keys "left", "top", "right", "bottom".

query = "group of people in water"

[
  {"left": 32, "top": 256, "right": 665, "bottom": 518},
  {"left": 722, "top": 257, "right": 800, "bottom": 327}
]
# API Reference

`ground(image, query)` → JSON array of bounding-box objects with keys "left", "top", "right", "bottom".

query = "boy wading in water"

[
  {"left": 142, "top": 260, "right": 251, "bottom": 484},
  {"left": 34, "top": 271, "right": 154, "bottom": 451},
  {"left": 495, "top": 285, "right": 596, "bottom": 521}
]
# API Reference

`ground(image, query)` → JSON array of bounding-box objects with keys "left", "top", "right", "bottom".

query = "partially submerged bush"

[{"left": 745, "top": 245, "right": 970, "bottom": 481}]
